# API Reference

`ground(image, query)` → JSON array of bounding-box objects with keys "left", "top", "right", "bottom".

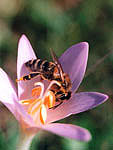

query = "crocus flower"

[{"left": 0, "top": 35, "right": 108, "bottom": 147}]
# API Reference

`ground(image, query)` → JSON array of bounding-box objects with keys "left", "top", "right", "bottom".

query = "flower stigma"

[{"left": 19, "top": 80, "right": 60, "bottom": 125}]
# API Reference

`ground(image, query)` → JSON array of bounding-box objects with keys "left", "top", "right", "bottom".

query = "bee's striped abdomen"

[
  {"left": 25, "top": 59, "right": 55, "bottom": 73},
  {"left": 25, "top": 59, "right": 43, "bottom": 72},
  {"left": 41, "top": 60, "right": 49, "bottom": 72}
]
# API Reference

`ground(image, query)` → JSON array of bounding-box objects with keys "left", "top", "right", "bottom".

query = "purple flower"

[{"left": 0, "top": 35, "right": 108, "bottom": 142}]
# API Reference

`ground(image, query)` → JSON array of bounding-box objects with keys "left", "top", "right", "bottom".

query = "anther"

[
  {"left": 34, "top": 82, "right": 44, "bottom": 98},
  {"left": 40, "top": 104, "right": 47, "bottom": 124},
  {"left": 16, "top": 77, "right": 24, "bottom": 82}
]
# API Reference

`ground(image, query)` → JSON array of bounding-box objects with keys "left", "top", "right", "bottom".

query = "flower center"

[{"left": 19, "top": 81, "right": 57, "bottom": 125}]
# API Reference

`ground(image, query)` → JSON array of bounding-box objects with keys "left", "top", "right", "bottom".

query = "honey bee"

[
  {"left": 48, "top": 50, "right": 72, "bottom": 109},
  {"left": 17, "top": 50, "right": 72, "bottom": 109}
]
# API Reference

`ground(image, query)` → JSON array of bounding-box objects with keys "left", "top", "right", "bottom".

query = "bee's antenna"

[
  {"left": 50, "top": 48, "right": 57, "bottom": 64},
  {"left": 50, "top": 48, "right": 64, "bottom": 82}
]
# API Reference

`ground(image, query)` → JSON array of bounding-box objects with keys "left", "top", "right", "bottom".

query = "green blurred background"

[{"left": 0, "top": 0, "right": 113, "bottom": 149}]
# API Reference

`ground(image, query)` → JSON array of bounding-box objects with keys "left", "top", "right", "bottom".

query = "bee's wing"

[{"left": 50, "top": 48, "right": 64, "bottom": 81}]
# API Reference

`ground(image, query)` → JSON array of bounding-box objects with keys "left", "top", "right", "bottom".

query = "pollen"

[
  {"left": 19, "top": 99, "right": 33, "bottom": 105},
  {"left": 44, "top": 91, "right": 55, "bottom": 108},
  {"left": 32, "top": 86, "right": 42, "bottom": 98},
  {"left": 27, "top": 99, "right": 41, "bottom": 115},
  {"left": 40, "top": 104, "right": 47, "bottom": 124},
  {"left": 16, "top": 77, "right": 24, "bottom": 82},
  {"left": 20, "top": 82, "right": 56, "bottom": 125}
]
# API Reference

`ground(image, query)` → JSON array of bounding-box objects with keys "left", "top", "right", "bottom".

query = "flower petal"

[
  {"left": 0, "top": 68, "right": 35, "bottom": 126},
  {"left": 17, "top": 34, "right": 37, "bottom": 78},
  {"left": 47, "top": 92, "right": 108, "bottom": 123},
  {"left": 0, "top": 68, "right": 18, "bottom": 116},
  {"left": 43, "top": 123, "right": 91, "bottom": 141},
  {"left": 59, "top": 42, "right": 88, "bottom": 92},
  {"left": 17, "top": 35, "right": 37, "bottom": 100},
  {"left": 14, "top": 100, "right": 35, "bottom": 126}
]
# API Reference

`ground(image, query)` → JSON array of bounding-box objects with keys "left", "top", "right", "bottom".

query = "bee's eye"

[{"left": 62, "top": 83, "right": 66, "bottom": 88}]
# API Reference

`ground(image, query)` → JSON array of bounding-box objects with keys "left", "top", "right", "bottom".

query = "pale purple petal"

[
  {"left": 0, "top": 68, "right": 36, "bottom": 125},
  {"left": 0, "top": 68, "right": 18, "bottom": 116},
  {"left": 17, "top": 35, "right": 37, "bottom": 100},
  {"left": 59, "top": 42, "right": 88, "bottom": 92},
  {"left": 14, "top": 100, "right": 35, "bottom": 126},
  {"left": 47, "top": 92, "right": 108, "bottom": 123},
  {"left": 42, "top": 123, "right": 91, "bottom": 141},
  {"left": 17, "top": 34, "right": 36, "bottom": 78}
]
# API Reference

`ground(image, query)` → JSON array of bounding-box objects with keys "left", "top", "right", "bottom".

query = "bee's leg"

[
  {"left": 39, "top": 75, "right": 44, "bottom": 81},
  {"left": 49, "top": 101, "right": 63, "bottom": 109},
  {"left": 16, "top": 72, "right": 40, "bottom": 82}
]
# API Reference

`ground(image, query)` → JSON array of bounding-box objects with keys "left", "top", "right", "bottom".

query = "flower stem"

[{"left": 16, "top": 129, "right": 35, "bottom": 150}]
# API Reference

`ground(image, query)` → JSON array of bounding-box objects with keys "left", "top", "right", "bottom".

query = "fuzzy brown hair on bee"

[
  {"left": 17, "top": 49, "right": 72, "bottom": 109},
  {"left": 49, "top": 78, "right": 72, "bottom": 109},
  {"left": 48, "top": 49, "right": 72, "bottom": 109}
]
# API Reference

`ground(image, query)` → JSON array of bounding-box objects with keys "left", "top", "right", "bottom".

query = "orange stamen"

[
  {"left": 40, "top": 104, "right": 47, "bottom": 124},
  {"left": 44, "top": 91, "right": 55, "bottom": 108},
  {"left": 20, "top": 81, "right": 57, "bottom": 125},
  {"left": 19, "top": 99, "right": 33, "bottom": 105},
  {"left": 27, "top": 98, "right": 41, "bottom": 114},
  {"left": 32, "top": 86, "right": 42, "bottom": 98},
  {"left": 16, "top": 77, "right": 24, "bottom": 82},
  {"left": 30, "top": 101, "right": 42, "bottom": 117}
]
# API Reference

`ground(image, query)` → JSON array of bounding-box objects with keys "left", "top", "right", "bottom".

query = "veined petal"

[
  {"left": 0, "top": 68, "right": 17, "bottom": 116},
  {"left": 17, "top": 34, "right": 36, "bottom": 79},
  {"left": 42, "top": 123, "right": 91, "bottom": 141},
  {"left": 0, "top": 68, "right": 36, "bottom": 128},
  {"left": 59, "top": 42, "right": 88, "bottom": 92},
  {"left": 17, "top": 35, "right": 37, "bottom": 100},
  {"left": 47, "top": 92, "right": 108, "bottom": 123}
]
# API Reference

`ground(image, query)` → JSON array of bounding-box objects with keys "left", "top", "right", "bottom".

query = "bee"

[
  {"left": 17, "top": 50, "right": 72, "bottom": 109},
  {"left": 48, "top": 50, "right": 72, "bottom": 109}
]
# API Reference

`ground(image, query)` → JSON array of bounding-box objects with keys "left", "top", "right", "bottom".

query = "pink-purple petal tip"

[
  {"left": 17, "top": 34, "right": 37, "bottom": 99},
  {"left": 59, "top": 42, "right": 89, "bottom": 92},
  {"left": 47, "top": 92, "right": 108, "bottom": 123},
  {"left": 0, "top": 68, "right": 18, "bottom": 117},
  {"left": 79, "top": 42, "right": 89, "bottom": 49},
  {"left": 70, "top": 92, "right": 109, "bottom": 114},
  {"left": 43, "top": 123, "right": 92, "bottom": 142}
]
